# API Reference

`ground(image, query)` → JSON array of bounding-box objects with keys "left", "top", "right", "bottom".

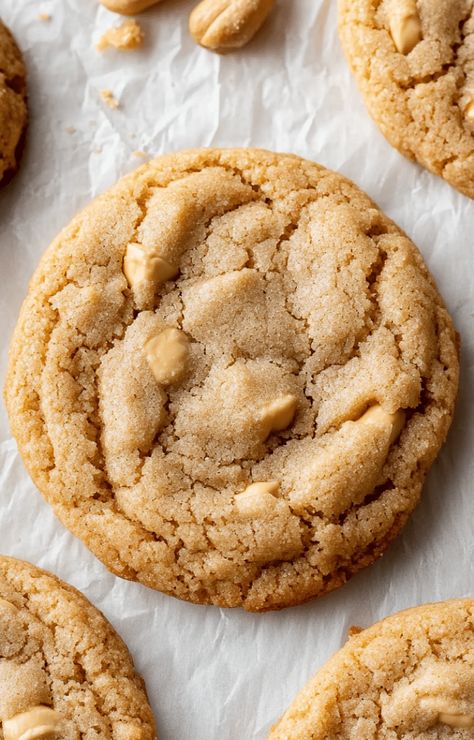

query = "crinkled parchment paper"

[{"left": 0, "top": 1, "right": 473, "bottom": 738}]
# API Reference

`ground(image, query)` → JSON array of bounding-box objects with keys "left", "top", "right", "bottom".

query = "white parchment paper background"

[{"left": 0, "top": 1, "right": 473, "bottom": 737}]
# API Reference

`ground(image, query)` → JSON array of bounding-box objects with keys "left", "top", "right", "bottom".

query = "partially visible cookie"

[
  {"left": 100, "top": 0, "right": 162, "bottom": 14},
  {"left": 0, "top": 21, "right": 27, "bottom": 187},
  {"left": 338, "top": 1, "right": 474, "bottom": 199},
  {"left": 0, "top": 556, "right": 156, "bottom": 739},
  {"left": 269, "top": 599, "right": 474, "bottom": 739}
]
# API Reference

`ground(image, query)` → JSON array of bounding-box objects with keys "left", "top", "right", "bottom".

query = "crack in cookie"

[{"left": 4, "top": 149, "right": 459, "bottom": 611}]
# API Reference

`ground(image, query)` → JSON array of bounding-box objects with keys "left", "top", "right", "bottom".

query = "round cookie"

[
  {"left": 269, "top": 599, "right": 474, "bottom": 738},
  {"left": 4, "top": 148, "right": 459, "bottom": 611},
  {"left": 338, "top": 0, "right": 474, "bottom": 199},
  {"left": 0, "top": 20, "right": 27, "bottom": 186},
  {"left": 0, "top": 556, "right": 156, "bottom": 739}
]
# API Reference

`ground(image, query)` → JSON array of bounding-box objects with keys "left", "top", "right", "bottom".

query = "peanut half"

[{"left": 189, "top": 0, "right": 275, "bottom": 53}]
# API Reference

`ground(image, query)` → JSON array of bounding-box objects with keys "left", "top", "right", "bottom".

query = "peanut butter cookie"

[
  {"left": 0, "top": 556, "right": 156, "bottom": 739},
  {"left": 4, "top": 148, "right": 459, "bottom": 611},
  {"left": 338, "top": 0, "right": 474, "bottom": 199},
  {"left": 0, "top": 21, "right": 27, "bottom": 187},
  {"left": 269, "top": 599, "right": 474, "bottom": 738}
]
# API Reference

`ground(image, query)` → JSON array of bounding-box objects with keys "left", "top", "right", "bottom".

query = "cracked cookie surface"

[
  {"left": 0, "top": 556, "right": 156, "bottom": 739},
  {"left": 4, "top": 148, "right": 459, "bottom": 611},
  {"left": 338, "top": 0, "right": 474, "bottom": 199},
  {"left": 0, "top": 21, "right": 27, "bottom": 186},
  {"left": 269, "top": 599, "right": 474, "bottom": 739}
]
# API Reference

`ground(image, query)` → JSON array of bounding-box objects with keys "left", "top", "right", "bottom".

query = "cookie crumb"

[
  {"left": 132, "top": 150, "right": 147, "bottom": 159},
  {"left": 348, "top": 625, "right": 363, "bottom": 638},
  {"left": 100, "top": 89, "right": 119, "bottom": 109},
  {"left": 38, "top": 12, "right": 51, "bottom": 21},
  {"left": 97, "top": 20, "right": 144, "bottom": 52},
  {"left": 65, "top": 126, "right": 76, "bottom": 135}
]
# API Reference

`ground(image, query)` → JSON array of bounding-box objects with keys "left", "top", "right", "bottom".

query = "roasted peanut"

[{"left": 189, "top": 0, "right": 275, "bottom": 53}]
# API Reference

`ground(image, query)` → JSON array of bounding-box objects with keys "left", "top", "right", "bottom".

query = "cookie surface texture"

[
  {"left": 0, "top": 556, "right": 156, "bottom": 739},
  {"left": 269, "top": 599, "right": 474, "bottom": 739},
  {"left": 4, "top": 148, "right": 459, "bottom": 611},
  {"left": 0, "top": 21, "right": 27, "bottom": 186},
  {"left": 338, "top": 0, "right": 474, "bottom": 199}
]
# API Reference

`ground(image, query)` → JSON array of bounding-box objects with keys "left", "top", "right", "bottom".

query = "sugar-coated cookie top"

[
  {"left": 5, "top": 148, "right": 458, "bottom": 611},
  {"left": 269, "top": 599, "right": 474, "bottom": 739},
  {"left": 0, "top": 557, "right": 156, "bottom": 739},
  {"left": 339, "top": 0, "right": 474, "bottom": 198},
  {"left": 0, "top": 21, "right": 27, "bottom": 185}
]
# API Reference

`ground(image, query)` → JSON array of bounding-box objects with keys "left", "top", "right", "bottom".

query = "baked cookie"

[
  {"left": 338, "top": 0, "right": 474, "bottom": 199},
  {"left": 4, "top": 148, "right": 459, "bottom": 612},
  {"left": 0, "top": 556, "right": 156, "bottom": 738},
  {"left": 269, "top": 599, "right": 474, "bottom": 738},
  {"left": 0, "top": 20, "right": 27, "bottom": 187}
]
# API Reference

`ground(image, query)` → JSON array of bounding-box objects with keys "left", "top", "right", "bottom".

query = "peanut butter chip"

[
  {"left": 0, "top": 597, "right": 16, "bottom": 612},
  {"left": 438, "top": 712, "right": 474, "bottom": 728},
  {"left": 2, "top": 706, "right": 62, "bottom": 740},
  {"left": 465, "top": 100, "right": 474, "bottom": 120},
  {"left": 144, "top": 328, "right": 190, "bottom": 385},
  {"left": 258, "top": 394, "right": 297, "bottom": 439},
  {"left": 123, "top": 242, "right": 177, "bottom": 289},
  {"left": 360, "top": 404, "right": 405, "bottom": 444},
  {"left": 389, "top": 0, "right": 422, "bottom": 54},
  {"left": 235, "top": 481, "right": 280, "bottom": 518}
]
